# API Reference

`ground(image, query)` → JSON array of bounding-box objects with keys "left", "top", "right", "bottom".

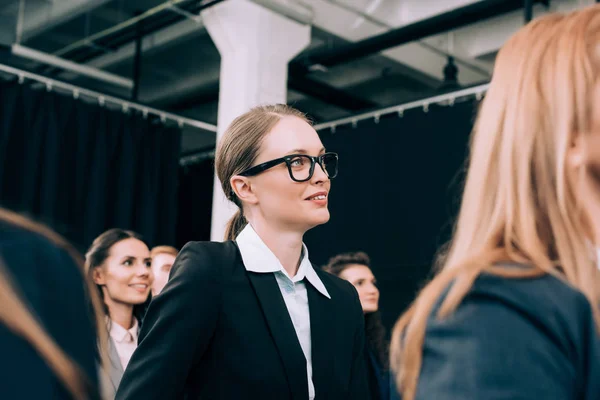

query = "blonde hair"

[
  {"left": 0, "top": 208, "right": 107, "bottom": 399},
  {"left": 150, "top": 245, "right": 178, "bottom": 258},
  {"left": 390, "top": 6, "right": 600, "bottom": 400},
  {"left": 214, "top": 104, "right": 310, "bottom": 241}
]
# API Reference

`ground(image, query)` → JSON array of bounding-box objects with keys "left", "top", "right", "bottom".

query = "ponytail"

[{"left": 224, "top": 209, "right": 247, "bottom": 241}]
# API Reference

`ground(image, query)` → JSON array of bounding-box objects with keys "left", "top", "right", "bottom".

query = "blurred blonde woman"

[{"left": 391, "top": 6, "right": 600, "bottom": 400}]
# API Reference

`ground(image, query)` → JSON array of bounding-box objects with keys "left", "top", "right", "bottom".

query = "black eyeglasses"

[{"left": 238, "top": 152, "right": 339, "bottom": 182}]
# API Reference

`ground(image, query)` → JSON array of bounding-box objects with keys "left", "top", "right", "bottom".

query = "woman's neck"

[
  {"left": 105, "top": 297, "right": 135, "bottom": 330},
  {"left": 249, "top": 219, "right": 305, "bottom": 278}
]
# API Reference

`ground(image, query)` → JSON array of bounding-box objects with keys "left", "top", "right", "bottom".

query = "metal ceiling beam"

[
  {"left": 85, "top": 19, "right": 204, "bottom": 70},
  {"left": 34, "top": 0, "right": 219, "bottom": 80},
  {"left": 163, "top": 82, "right": 220, "bottom": 111},
  {"left": 287, "top": 75, "right": 377, "bottom": 111},
  {"left": 42, "top": 0, "right": 377, "bottom": 112},
  {"left": 159, "top": 72, "right": 378, "bottom": 113},
  {"left": 11, "top": 43, "right": 132, "bottom": 88},
  {"left": 295, "top": 0, "right": 548, "bottom": 72},
  {"left": 19, "top": 0, "right": 112, "bottom": 42},
  {"left": 37, "top": 0, "right": 221, "bottom": 79},
  {"left": 451, "top": 0, "right": 598, "bottom": 61}
]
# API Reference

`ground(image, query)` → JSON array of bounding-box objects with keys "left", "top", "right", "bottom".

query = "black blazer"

[
  {"left": 0, "top": 220, "right": 99, "bottom": 399},
  {"left": 414, "top": 270, "right": 600, "bottom": 399},
  {"left": 116, "top": 241, "right": 371, "bottom": 400}
]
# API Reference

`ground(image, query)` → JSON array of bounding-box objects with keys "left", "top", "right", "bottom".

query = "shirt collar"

[
  {"left": 236, "top": 224, "right": 331, "bottom": 299},
  {"left": 108, "top": 317, "right": 138, "bottom": 343}
]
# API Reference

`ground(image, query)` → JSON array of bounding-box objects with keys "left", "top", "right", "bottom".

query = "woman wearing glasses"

[{"left": 116, "top": 104, "right": 370, "bottom": 400}]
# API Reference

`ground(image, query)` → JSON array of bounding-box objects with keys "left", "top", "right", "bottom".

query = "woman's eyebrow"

[{"left": 285, "top": 147, "right": 326, "bottom": 155}]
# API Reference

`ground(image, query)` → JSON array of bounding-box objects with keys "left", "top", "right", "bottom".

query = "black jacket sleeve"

[{"left": 115, "top": 242, "right": 222, "bottom": 400}]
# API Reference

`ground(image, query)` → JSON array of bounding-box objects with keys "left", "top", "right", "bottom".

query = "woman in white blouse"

[{"left": 85, "top": 228, "right": 154, "bottom": 398}]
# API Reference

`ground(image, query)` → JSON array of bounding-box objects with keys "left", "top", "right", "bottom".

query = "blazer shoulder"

[
  {"left": 171, "top": 240, "right": 240, "bottom": 279},
  {"left": 314, "top": 267, "right": 359, "bottom": 300},
  {"left": 178, "top": 240, "right": 239, "bottom": 262},
  {"left": 470, "top": 272, "right": 592, "bottom": 325},
  {"left": 453, "top": 271, "right": 596, "bottom": 359},
  {"left": 419, "top": 274, "right": 599, "bottom": 400}
]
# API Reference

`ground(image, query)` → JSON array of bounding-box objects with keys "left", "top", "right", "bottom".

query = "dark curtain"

[
  {"left": 176, "top": 158, "right": 214, "bottom": 248},
  {"left": 0, "top": 80, "right": 181, "bottom": 252},
  {"left": 305, "top": 99, "right": 479, "bottom": 331}
]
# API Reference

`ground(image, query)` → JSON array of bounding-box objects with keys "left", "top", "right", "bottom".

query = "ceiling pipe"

[
  {"left": 18, "top": 0, "right": 225, "bottom": 90},
  {"left": 293, "top": 0, "right": 549, "bottom": 74},
  {"left": 11, "top": 44, "right": 133, "bottom": 89},
  {"left": 45, "top": 0, "right": 224, "bottom": 70},
  {"left": 52, "top": 0, "right": 218, "bottom": 58},
  {"left": 319, "top": 0, "right": 490, "bottom": 79}
]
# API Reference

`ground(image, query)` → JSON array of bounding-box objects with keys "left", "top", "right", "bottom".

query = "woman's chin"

[{"left": 307, "top": 211, "right": 330, "bottom": 228}]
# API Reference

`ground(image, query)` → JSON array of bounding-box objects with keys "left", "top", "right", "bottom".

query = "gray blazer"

[{"left": 99, "top": 337, "right": 124, "bottom": 400}]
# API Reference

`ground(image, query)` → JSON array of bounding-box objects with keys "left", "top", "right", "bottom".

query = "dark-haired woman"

[
  {"left": 324, "top": 251, "right": 393, "bottom": 400},
  {"left": 85, "top": 228, "right": 153, "bottom": 398},
  {"left": 116, "top": 104, "right": 370, "bottom": 400}
]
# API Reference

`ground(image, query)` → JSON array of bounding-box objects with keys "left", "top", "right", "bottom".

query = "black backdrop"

[
  {"left": 174, "top": 99, "right": 479, "bottom": 332},
  {"left": 176, "top": 158, "right": 214, "bottom": 249},
  {"left": 304, "top": 99, "right": 478, "bottom": 331},
  {"left": 0, "top": 80, "right": 181, "bottom": 253}
]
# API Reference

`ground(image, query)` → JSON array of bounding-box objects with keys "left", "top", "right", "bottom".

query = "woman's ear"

[
  {"left": 230, "top": 176, "right": 258, "bottom": 205},
  {"left": 92, "top": 267, "right": 106, "bottom": 285}
]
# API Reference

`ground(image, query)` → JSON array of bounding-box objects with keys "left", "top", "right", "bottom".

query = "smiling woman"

[{"left": 84, "top": 229, "right": 154, "bottom": 399}]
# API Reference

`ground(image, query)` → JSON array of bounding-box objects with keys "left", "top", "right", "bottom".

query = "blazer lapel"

[
  {"left": 247, "top": 272, "right": 309, "bottom": 400},
  {"left": 107, "top": 337, "right": 124, "bottom": 391},
  {"left": 307, "top": 281, "right": 335, "bottom": 400}
]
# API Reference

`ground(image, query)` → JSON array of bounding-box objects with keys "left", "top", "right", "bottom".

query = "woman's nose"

[
  {"left": 311, "top": 162, "right": 329, "bottom": 184},
  {"left": 367, "top": 284, "right": 379, "bottom": 295},
  {"left": 136, "top": 264, "right": 150, "bottom": 277}
]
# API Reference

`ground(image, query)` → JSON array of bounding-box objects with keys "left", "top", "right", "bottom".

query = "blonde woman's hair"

[
  {"left": 214, "top": 104, "right": 310, "bottom": 241},
  {"left": 0, "top": 208, "right": 107, "bottom": 400},
  {"left": 390, "top": 6, "right": 600, "bottom": 400},
  {"left": 150, "top": 245, "right": 178, "bottom": 258}
]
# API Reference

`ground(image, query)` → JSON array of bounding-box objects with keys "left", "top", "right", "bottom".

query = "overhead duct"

[
  {"left": 11, "top": 44, "right": 133, "bottom": 89},
  {"left": 293, "top": 0, "right": 549, "bottom": 74}
]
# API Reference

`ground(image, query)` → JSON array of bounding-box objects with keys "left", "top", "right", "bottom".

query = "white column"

[{"left": 202, "top": 0, "right": 311, "bottom": 241}]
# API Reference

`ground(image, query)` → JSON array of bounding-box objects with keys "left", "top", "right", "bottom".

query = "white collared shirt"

[
  {"left": 236, "top": 224, "right": 331, "bottom": 400},
  {"left": 108, "top": 317, "right": 139, "bottom": 369}
]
